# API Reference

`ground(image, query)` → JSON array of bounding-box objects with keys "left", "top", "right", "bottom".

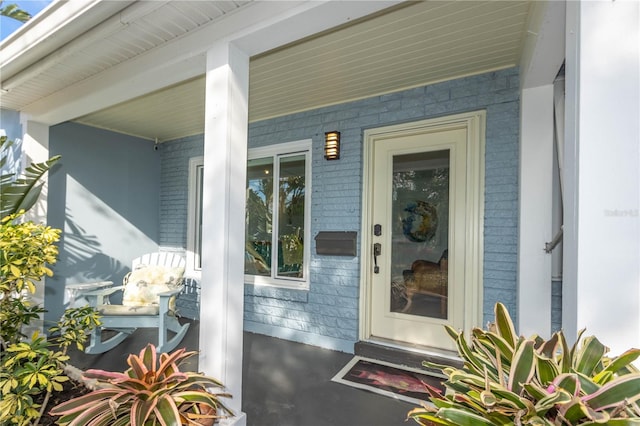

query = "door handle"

[{"left": 373, "top": 243, "right": 381, "bottom": 274}]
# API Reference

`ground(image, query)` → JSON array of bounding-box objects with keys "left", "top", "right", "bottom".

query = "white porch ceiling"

[{"left": 1, "top": 1, "right": 534, "bottom": 142}]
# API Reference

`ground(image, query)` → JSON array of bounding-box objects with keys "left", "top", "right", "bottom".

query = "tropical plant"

[
  {"left": 1, "top": 135, "right": 61, "bottom": 219},
  {"left": 408, "top": 302, "right": 640, "bottom": 425},
  {"left": 0, "top": 211, "right": 100, "bottom": 425},
  {"left": 0, "top": 143, "right": 100, "bottom": 425},
  {"left": 0, "top": 332, "right": 69, "bottom": 425},
  {"left": 0, "top": 1, "right": 31, "bottom": 23},
  {"left": 0, "top": 211, "right": 61, "bottom": 348},
  {"left": 51, "top": 343, "right": 233, "bottom": 425},
  {"left": 0, "top": 306, "right": 101, "bottom": 426}
]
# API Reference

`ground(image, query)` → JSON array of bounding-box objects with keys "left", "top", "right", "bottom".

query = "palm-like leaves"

[
  {"left": 0, "top": 136, "right": 61, "bottom": 219},
  {"left": 50, "top": 344, "right": 233, "bottom": 425},
  {"left": 408, "top": 303, "right": 640, "bottom": 425},
  {"left": 0, "top": 1, "right": 31, "bottom": 23}
]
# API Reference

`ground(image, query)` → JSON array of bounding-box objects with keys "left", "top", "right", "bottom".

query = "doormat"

[{"left": 331, "top": 356, "right": 446, "bottom": 405}]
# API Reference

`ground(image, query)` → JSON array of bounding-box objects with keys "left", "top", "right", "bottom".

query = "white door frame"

[{"left": 359, "top": 111, "right": 486, "bottom": 352}]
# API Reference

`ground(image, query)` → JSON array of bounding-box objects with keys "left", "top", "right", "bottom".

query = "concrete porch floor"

[{"left": 66, "top": 319, "right": 418, "bottom": 426}]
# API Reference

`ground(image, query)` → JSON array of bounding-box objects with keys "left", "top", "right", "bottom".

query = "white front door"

[{"left": 361, "top": 112, "right": 485, "bottom": 352}]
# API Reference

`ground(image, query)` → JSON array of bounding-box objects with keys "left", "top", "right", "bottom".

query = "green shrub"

[
  {"left": 408, "top": 303, "right": 640, "bottom": 425},
  {"left": 0, "top": 136, "right": 101, "bottom": 424},
  {"left": 0, "top": 211, "right": 100, "bottom": 425},
  {"left": 0, "top": 213, "right": 60, "bottom": 347}
]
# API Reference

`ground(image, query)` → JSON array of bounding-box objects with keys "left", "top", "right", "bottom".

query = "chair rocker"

[{"left": 82, "top": 252, "right": 190, "bottom": 354}]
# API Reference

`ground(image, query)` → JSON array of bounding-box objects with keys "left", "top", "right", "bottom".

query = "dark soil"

[{"left": 37, "top": 380, "right": 91, "bottom": 426}]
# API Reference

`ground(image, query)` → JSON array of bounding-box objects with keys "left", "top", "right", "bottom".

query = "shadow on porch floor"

[{"left": 67, "top": 319, "right": 417, "bottom": 426}]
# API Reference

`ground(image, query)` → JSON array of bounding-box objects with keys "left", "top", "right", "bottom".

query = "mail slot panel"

[{"left": 314, "top": 231, "right": 357, "bottom": 256}]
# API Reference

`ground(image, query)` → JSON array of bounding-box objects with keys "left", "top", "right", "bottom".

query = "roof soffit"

[
  {"left": 0, "top": 1, "right": 134, "bottom": 80},
  {"left": 9, "top": 1, "right": 402, "bottom": 127},
  {"left": 2, "top": 1, "right": 537, "bottom": 142}
]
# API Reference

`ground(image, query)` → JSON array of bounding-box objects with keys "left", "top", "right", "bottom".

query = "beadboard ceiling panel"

[
  {"left": 76, "top": 77, "right": 206, "bottom": 142},
  {"left": 3, "top": 1, "right": 533, "bottom": 142},
  {"left": 75, "top": 0, "right": 532, "bottom": 141},
  {"left": 248, "top": 0, "right": 530, "bottom": 121}
]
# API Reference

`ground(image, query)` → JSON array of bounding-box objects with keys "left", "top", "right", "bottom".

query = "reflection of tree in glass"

[
  {"left": 424, "top": 168, "right": 449, "bottom": 205},
  {"left": 393, "top": 168, "right": 448, "bottom": 205},
  {"left": 246, "top": 177, "right": 273, "bottom": 273},
  {"left": 246, "top": 178, "right": 272, "bottom": 240},
  {"left": 280, "top": 175, "right": 304, "bottom": 225},
  {"left": 279, "top": 175, "right": 305, "bottom": 267}
]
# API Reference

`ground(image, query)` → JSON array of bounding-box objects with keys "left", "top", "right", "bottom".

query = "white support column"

[
  {"left": 564, "top": 0, "right": 640, "bottom": 355},
  {"left": 20, "top": 119, "right": 51, "bottom": 222},
  {"left": 518, "top": 85, "right": 554, "bottom": 338},
  {"left": 19, "top": 118, "right": 51, "bottom": 333},
  {"left": 199, "top": 42, "right": 248, "bottom": 426},
  {"left": 562, "top": 1, "right": 580, "bottom": 345}
]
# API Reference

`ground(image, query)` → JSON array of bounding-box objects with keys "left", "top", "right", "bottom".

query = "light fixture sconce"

[{"left": 324, "top": 131, "right": 340, "bottom": 160}]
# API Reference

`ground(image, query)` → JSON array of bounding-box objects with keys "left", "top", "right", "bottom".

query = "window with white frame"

[
  {"left": 187, "top": 139, "right": 311, "bottom": 288},
  {"left": 245, "top": 140, "right": 311, "bottom": 288}
]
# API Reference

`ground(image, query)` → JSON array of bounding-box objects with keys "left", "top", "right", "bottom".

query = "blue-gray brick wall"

[
  {"left": 159, "top": 136, "right": 203, "bottom": 321},
  {"left": 160, "top": 67, "right": 521, "bottom": 352},
  {"left": 159, "top": 135, "right": 204, "bottom": 250}
]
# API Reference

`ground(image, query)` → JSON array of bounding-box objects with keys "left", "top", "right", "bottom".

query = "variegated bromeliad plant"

[
  {"left": 50, "top": 344, "right": 233, "bottom": 426},
  {"left": 408, "top": 303, "right": 640, "bottom": 426}
]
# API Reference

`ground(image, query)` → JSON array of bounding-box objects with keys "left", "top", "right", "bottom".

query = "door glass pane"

[
  {"left": 390, "top": 150, "right": 449, "bottom": 319},
  {"left": 277, "top": 155, "right": 305, "bottom": 279},
  {"left": 246, "top": 157, "right": 273, "bottom": 276}
]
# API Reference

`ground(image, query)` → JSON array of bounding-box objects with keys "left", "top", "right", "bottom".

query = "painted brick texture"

[
  {"left": 159, "top": 135, "right": 203, "bottom": 249},
  {"left": 160, "top": 67, "right": 521, "bottom": 352}
]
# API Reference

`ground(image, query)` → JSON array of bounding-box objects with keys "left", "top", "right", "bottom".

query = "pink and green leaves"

[
  {"left": 409, "top": 303, "right": 640, "bottom": 426},
  {"left": 51, "top": 343, "right": 232, "bottom": 425}
]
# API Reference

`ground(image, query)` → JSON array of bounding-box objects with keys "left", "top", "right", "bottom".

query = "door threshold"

[{"left": 355, "top": 338, "right": 462, "bottom": 371}]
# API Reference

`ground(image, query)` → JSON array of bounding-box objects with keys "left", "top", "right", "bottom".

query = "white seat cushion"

[{"left": 122, "top": 264, "right": 184, "bottom": 311}]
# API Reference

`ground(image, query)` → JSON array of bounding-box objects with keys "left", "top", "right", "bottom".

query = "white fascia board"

[
  {"left": 20, "top": 0, "right": 401, "bottom": 125},
  {"left": 2, "top": 1, "right": 170, "bottom": 91},
  {"left": 520, "top": 0, "right": 566, "bottom": 89},
  {"left": 0, "top": 1, "right": 134, "bottom": 76}
]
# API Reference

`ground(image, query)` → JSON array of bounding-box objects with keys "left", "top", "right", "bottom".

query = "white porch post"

[
  {"left": 199, "top": 42, "right": 248, "bottom": 425},
  {"left": 517, "top": 0, "right": 565, "bottom": 338},
  {"left": 20, "top": 119, "right": 50, "bottom": 222},
  {"left": 518, "top": 85, "right": 554, "bottom": 337},
  {"left": 563, "top": 1, "right": 640, "bottom": 354},
  {"left": 19, "top": 119, "right": 51, "bottom": 333}
]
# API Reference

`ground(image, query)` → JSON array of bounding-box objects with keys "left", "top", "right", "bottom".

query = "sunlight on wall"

[{"left": 64, "top": 174, "right": 157, "bottom": 283}]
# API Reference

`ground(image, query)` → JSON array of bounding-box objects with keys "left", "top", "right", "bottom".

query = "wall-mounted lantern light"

[{"left": 324, "top": 131, "right": 340, "bottom": 160}]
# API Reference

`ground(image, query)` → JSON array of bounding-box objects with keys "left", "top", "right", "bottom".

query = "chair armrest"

[
  {"left": 82, "top": 285, "right": 124, "bottom": 298},
  {"left": 157, "top": 285, "right": 184, "bottom": 314},
  {"left": 156, "top": 285, "right": 184, "bottom": 297},
  {"left": 67, "top": 281, "right": 114, "bottom": 292},
  {"left": 66, "top": 281, "right": 116, "bottom": 307},
  {"left": 84, "top": 285, "right": 124, "bottom": 307}
]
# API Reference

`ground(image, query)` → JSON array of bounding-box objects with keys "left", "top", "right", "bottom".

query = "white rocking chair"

[{"left": 82, "top": 252, "right": 190, "bottom": 354}]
